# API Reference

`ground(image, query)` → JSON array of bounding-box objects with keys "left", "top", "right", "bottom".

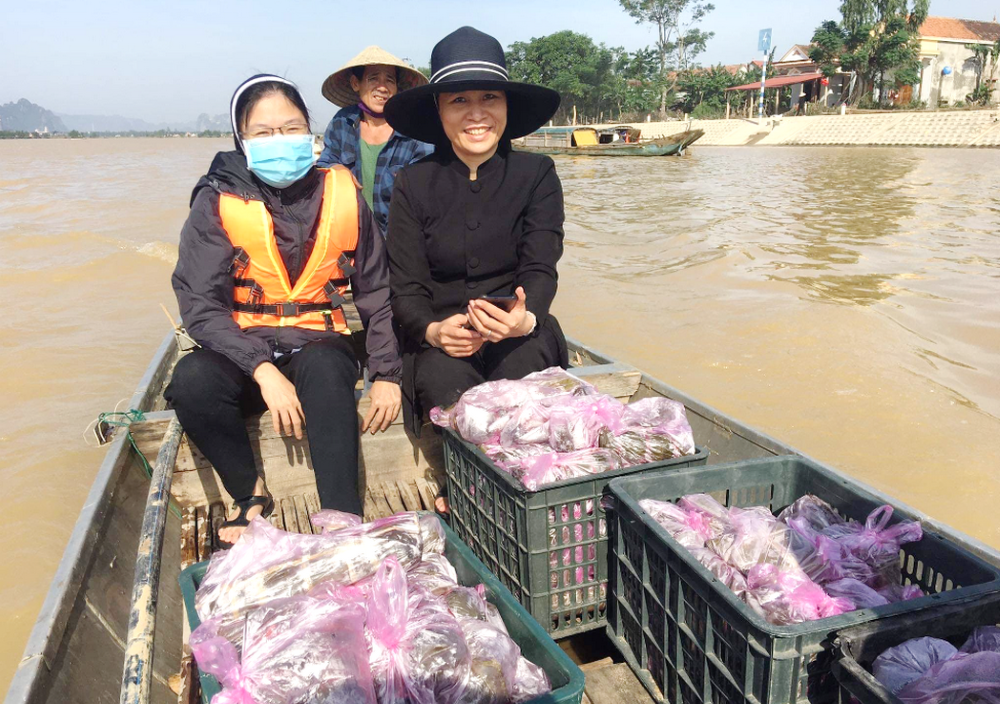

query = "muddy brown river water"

[{"left": 1, "top": 138, "right": 998, "bottom": 690}]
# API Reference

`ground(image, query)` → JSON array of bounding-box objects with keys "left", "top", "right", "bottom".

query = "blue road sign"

[{"left": 758, "top": 28, "right": 772, "bottom": 53}]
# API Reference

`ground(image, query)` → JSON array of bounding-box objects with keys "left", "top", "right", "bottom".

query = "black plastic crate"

[
  {"left": 442, "top": 426, "right": 708, "bottom": 637},
  {"left": 606, "top": 456, "right": 1000, "bottom": 704},
  {"left": 832, "top": 592, "right": 1000, "bottom": 704}
]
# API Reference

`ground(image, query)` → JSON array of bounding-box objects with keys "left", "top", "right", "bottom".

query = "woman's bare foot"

[
  {"left": 218, "top": 478, "right": 268, "bottom": 546},
  {"left": 435, "top": 495, "right": 450, "bottom": 514}
]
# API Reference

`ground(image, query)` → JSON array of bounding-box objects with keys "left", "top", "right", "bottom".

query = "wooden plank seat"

[{"left": 129, "top": 362, "right": 640, "bottom": 521}]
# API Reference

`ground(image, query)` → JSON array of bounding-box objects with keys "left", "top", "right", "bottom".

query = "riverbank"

[{"left": 600, "top": 109, "right": 1000, "bottom": 147}]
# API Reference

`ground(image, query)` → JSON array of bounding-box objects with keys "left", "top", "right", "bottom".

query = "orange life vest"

[{"left": 218, "top": 166, "right": 359, "bottom": 333}]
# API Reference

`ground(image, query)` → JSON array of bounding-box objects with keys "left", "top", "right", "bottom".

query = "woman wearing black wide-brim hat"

[{"left": 384, "top": 26, "right": 569, "bottom": 441}]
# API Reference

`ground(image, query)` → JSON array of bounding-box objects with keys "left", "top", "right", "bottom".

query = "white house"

[{"left": 916, "top": 16, "right": 1000, "bottom": 106}]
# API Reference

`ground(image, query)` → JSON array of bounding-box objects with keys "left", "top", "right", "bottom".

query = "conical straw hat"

[{"left": 322, "top": 46, "right": 429, "bottom": 107}]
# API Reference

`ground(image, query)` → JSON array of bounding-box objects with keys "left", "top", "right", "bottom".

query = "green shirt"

[{"left": 359, "top": 139, "right": 387, "bottom": 213}]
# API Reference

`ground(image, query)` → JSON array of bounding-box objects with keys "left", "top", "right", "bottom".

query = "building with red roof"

[{"left": 916, "top": 16, "right": 1000, "bottom": 106}]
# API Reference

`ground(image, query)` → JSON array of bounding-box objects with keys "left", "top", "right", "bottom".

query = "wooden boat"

[
  {"left": 515, "top": 125, "right": 704, "bottom": 157},
  {"left": 7, "top": 326, "right": 1000, "bottom": 704}
]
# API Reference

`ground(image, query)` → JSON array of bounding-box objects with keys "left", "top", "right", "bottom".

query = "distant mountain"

[
  {"left": 60, "top": 112, "right": 230, "bottom": 133},
  {"left": 0, "top": 99, "right": 67, "bottom": 132},
  {"left": 59, "top": 113, "right": 165, "bottom": 132},
  {"left": 194, "top": 113, "right": 229, "bottom": 132},
  {"left": 1, "top": 98, "right": 229, "bottom": 134}
]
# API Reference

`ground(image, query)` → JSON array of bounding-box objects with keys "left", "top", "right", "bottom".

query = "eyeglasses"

[{"left": 242, "top": 122, "right": 310, "bottom": 139}]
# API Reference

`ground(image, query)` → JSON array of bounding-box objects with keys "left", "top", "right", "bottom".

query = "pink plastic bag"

[
  {"left": 878, "top": 583, "right": 925, "bottom": 603},
  {"left": 366, "top": 558, "right": 471, "bottom": 704},
  {"left": 408, "top": 553, "right": 460, "bottom": 596},
  {"left": 688, "top": 547, "right": 750, "bottom": 597},
  {"left": 638, "top": 498, "right": 713, "bottom": 550},
  {"left": 510, "top": 656, "right": 552, "bottom": 703},
  {"left": 785, "top": 516, "right": 875, "bottom": 586},
  {"left": 195, "top": 512, "right": 435, "bottom": 627},
  {"left": 823, "top": 578, "right": 890, "bottom": 608},
  {"left": 618, "top": 397, "right": 696, "bottom": 456},
  {"left": 777, "top": 494, "right": 847, "bottom": 532},
  {"left": 897, "top": 651, "right": 1000, "bottom": 704},
  {"left": 441, "top": 584, "right": 552, "bottom": 703},
  {"left": 430, "top": 368, "right": 595, "bottom": 444},
  {"left": 547, "top": 394, "right": 626, "bottom": 452},
  {"left": 189, "top": 596, "right": 376, "bottom": 704},
  {"left": 961, "top": 626, "right": 1000, "bottom": 655},
  {"left": 515, "top": 449, "right": 622, "bottom": 491},
  {"left": 709, "top": 506, "right": 801, "bottom": 574},
  {"left": 310, "top": 509, "right": 363, "bottom": 534},
  {"left": 482, "top": 442, "right": 553, "bottom": 473},
  {"left": 873, "top": 636, "right": 959, "bottom": 695},
  {"left": 745, "top": 563, "right": 853, "bottom": 625},
  {"left": 823, "top": 505, "right": 923, "bottom": 587},
  {"left": 499, "top": 399, "right": 555, "bottom": 448}
]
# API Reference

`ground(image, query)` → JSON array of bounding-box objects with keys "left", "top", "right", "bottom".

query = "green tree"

[
  {"left": 607, "top": 47, "right": 662, "bottom": 118},
  {"left": 809, "top": 0, "right": 929, "bottom": 106},
  {"left": 617, "top": 0, "right": 716, "bottom": 117},
  {"left": 673, "top": 65, "right": 744, "bottom": 116},
  {"left": 506, "top": 31, "right": 618, "bottom": 122},
  {"left": 965, "top": 40, "right": 1000, "bottom": 104},
  {"left": 810, "top": 21, "right": 846, "bottom": 78}
]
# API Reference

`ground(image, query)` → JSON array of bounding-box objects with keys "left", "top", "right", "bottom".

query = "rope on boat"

[
  {"left": 119, "top": 416, "right": 183, "bottom": 704},
  {"left": 93, "top": 408, "right": 183, "bottom": 519}
]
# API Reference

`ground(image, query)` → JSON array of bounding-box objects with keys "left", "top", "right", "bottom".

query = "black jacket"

[
  {"left": 172, "top": 151, "right": 401, "bottom": 381},
  {"left": 386, "top": 145, "right": 564, "bottom": 346}
]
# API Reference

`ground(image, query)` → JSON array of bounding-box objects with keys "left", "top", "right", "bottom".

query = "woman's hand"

[
  {"left": 425, "top": 314, "right": 486, "bottom": 358},
  {"left": 361, "top": 380, "right": 402, "bottom": 434},
  {"left": 466, "top": 287, "right": 534, "bottom": 343},
  {"left": 253, "top": 362, "right": 306, "bottom": 439}
]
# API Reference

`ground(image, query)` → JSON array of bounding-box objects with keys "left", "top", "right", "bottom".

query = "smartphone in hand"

[{"left": 478, "top": 295, "right": 518, "bottom": 313}]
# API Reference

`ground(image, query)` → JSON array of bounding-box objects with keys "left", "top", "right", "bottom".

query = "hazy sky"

[{"left": 3, "top": 0, "right": 998, "bottom": 127}]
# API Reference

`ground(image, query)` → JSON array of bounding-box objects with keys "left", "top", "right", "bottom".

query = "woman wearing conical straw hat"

[{"left": 318, "top": 46, "right": 434, "bottom": 236}]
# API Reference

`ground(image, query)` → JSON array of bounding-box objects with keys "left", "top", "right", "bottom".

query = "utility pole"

[{"left": 757, "top": 28, "right": 772, "bottom": 124}]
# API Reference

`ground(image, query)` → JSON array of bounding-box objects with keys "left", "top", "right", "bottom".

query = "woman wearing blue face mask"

[{"left": 166, "top": 75, "right": 401, "bottom": 548}]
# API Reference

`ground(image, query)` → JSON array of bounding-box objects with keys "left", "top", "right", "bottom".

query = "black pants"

[
  {"left": 163, "top": 337, "right": 362, "bottom": 514},
  {"left": 413, "top": 315, "right": 568, "bottom": 412}
]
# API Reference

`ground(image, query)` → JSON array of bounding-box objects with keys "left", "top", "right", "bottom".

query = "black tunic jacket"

[
  {"left": 386, "top": 145, "right": 565, "bottom": 345},
  {"left": 172, "top": 151, "right": 401, "bottom": 381}
]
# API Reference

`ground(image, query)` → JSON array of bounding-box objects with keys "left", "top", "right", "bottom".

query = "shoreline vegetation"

[{"left": 0, "top": 129, "right": 231, "bottom": 140}]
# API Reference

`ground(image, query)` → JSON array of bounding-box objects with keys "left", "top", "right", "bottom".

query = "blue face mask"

[{"left": 244, "top": 133, "right": 316, "bottom": 188}]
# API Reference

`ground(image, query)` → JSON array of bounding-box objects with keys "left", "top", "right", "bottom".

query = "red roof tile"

[
  {"left": 919, "top": 16, "right": 1000, "bottom": 42},
  {"left": 725, "top": 72, "right": 825, "bottom": 91}
]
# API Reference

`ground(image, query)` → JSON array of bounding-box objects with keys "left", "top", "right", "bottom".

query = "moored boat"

[
  {"left": 515, "top": 125, "right": 704, "bottom": 156},
  {"left": 6, "top": 327, "right": 999, "bottom": 704}
]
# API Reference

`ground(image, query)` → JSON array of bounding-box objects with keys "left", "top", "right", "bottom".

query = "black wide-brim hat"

[{"left": 384, "top": 26, "right": 560, "bottom": 144}]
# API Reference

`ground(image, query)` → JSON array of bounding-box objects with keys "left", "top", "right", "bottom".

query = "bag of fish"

[
  {"left": 638, "top": 493, "right": 923, "bottom": 625},
  {"left": 872, "top": 628, "right": 1000, "bottom": 704},
  {"left": 431, "top": 367, "right": 697, "bottom": 489},
  {"left": 190, "top": 512, "right": 552, "bottom": 704}
]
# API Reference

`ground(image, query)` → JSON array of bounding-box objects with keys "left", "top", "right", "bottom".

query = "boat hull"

[
  {"left": 517, "top": 129, "right": 704, "bottom": 157},
  {"left": 7, "top": 331, "right": 1000, "bottom": 703}
]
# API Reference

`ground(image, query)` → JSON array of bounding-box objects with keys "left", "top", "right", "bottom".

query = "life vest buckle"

[
  {"left": 277, "top": 302, "right": 298, "bottom": 317},
  {"left": 230, "top": 247, "right": 251, "bottom": 276},
  {"left": 337, "top": 252, "right": 357, "bottom": 278},
  {"left": 323, "top": 281, "right": 347, "bottom": 308}
]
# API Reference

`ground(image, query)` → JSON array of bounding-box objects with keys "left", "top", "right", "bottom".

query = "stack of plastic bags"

[
  {"left": 638, "top": 493, "right": 924, "bottom": 625},
  {"left": 430, "top": 367, "right": 697, "bottom": 490},
  {"left": 873, "top": 629, "right": 1000, "bottom": 704},
  {"left": 189, "top": 511, "right": 551, "bottom": 704}
]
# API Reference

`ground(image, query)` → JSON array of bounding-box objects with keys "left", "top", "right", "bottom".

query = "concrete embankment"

[{"left": 609, "top": 109, "right": 1000, "bottom": 147}]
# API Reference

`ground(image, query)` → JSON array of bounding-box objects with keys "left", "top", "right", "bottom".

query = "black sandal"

[{"left": 217, "top": 493, "right": 275, "bottom": 550}]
